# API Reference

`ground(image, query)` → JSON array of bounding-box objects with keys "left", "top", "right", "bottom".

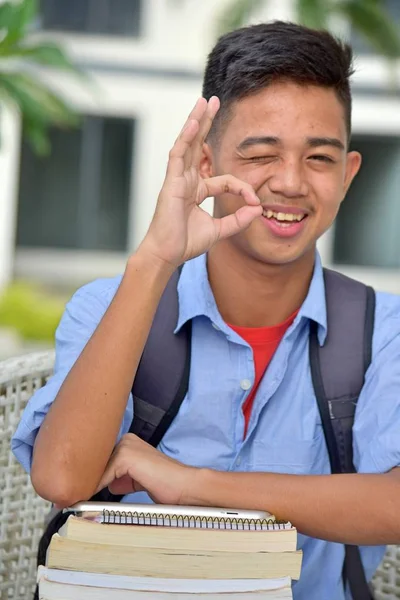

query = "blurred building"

[{"left": 1, "top": 0, "right": 400, "bottom": 292}]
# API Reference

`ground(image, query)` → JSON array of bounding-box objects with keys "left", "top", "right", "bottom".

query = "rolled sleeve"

[
  {"left": 353, "top": 311, "right": 400, "bottom": 474},
  {"left": 11, "top": 277, "right": 134, "bottom": 473}
]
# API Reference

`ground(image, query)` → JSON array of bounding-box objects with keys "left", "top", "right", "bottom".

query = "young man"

[{"left": 12, "top": 21, "right": 400, "bottom": 600}]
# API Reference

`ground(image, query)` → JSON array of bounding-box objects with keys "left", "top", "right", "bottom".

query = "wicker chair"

[
  {"left": 0, "top": 351, "right": 53, "bottom": 600},
  {"left": 0, "top": 351, "right": 399, "bottom": 599}
]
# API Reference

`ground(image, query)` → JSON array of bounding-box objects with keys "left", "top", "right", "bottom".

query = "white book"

[
  {"left": 39, "top": 583, "right": 293, "bottom": 600},
  {"left": 38, "top": 567, "right": 293, "bottom": 597}
]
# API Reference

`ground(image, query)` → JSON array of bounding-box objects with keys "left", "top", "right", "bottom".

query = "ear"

[
  {"left": 343, "top": 151, "right": 362, "bottom": 197},
  {"left": 199, "top": 143, "right": 214, "bottom": 179}
]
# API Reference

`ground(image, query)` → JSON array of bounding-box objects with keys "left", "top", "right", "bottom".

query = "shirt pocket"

[{"left": 251, "top": 429, "right": 327, "bottom": 475}]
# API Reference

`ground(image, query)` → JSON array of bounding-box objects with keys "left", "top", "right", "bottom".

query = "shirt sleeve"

[
  {"left": 11, "top": 278, "right": 134, "bottom": 474},
  {"left": 353, "top": 295, "right": 400, "bottom": 474}
]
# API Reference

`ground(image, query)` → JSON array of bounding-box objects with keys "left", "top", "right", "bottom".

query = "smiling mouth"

[{"left": 262, "top": 209, "right": 307, "bottom": 228}]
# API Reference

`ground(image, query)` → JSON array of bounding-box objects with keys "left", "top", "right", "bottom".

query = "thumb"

[{"left": 217, "top": 204, "right": 263, "bottom": 240}]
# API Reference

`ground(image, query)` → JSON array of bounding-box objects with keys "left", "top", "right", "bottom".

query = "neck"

[{"left": 207, "top": 242, "right": 315, "bottom": 328}]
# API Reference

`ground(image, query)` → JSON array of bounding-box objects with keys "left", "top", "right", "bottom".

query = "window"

[
  {"left": 333, "top": 134, "right": 400, "bottom": 268},
  {"left": 17, "top": 116, "right": 135, "bottom": 252},
  {"left": 350, "top": 0, "right": 400, "bottom": 55},
  {"left": 40, "top": 0, "right": 142, "bottom": 37}
]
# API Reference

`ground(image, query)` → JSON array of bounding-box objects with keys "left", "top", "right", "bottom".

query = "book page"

[{"left": 38, "top": 567, "right": 291, "bottom": 593}]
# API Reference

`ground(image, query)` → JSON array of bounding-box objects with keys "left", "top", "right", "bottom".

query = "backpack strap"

[
  {"left": 309, "top": 268, "right": 375, "bottom": 600},
  {"left": 129, "top": 266, "right": 191, "bottom": 447}
]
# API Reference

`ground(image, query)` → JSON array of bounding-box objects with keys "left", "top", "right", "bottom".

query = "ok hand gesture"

[{"left": 140, "top": 97, "right": 262, "bottom": 268}]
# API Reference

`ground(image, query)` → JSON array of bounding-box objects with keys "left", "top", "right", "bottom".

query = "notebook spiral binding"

[{"left": 101, "top": 510, "right": 289, "bottom": 530}]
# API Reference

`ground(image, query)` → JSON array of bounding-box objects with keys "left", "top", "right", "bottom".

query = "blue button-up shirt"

[{"left": 12, "top": 252, "right": 400, "bottom": 600}]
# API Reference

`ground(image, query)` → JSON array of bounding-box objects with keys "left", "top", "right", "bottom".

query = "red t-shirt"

[{"left": 229, "top": 311, "right": 298, "bottom": 438}]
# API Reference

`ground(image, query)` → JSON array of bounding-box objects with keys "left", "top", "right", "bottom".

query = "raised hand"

[{"left": 138, "top": 97, "right": 262, "bottom": 268}]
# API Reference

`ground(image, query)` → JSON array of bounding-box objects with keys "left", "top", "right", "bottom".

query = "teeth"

[{"left": 262, "top": 210, "right": 305, "bottom": 222}]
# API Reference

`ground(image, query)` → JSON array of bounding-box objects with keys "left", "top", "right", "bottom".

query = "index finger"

[
  {"left": 191, "top": 96, "right": 220, "bottom": 167},
  {"left": 166, "top": 98, "right": 209, "bottom": 178},
  {"left": 95, "top": 455, "right": 122, "bottom": 493},
  {"left": 177, "top": 98, "right": 208, "bottom": 141}
]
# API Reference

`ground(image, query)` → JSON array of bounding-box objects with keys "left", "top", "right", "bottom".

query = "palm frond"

[
  {"left": 0, "top": 0, "right": 38, "bottom": 48},
  {"left": 0, "top": 71, "right": 79, "bottom": 154},
  {"left": 0, "top": 0, "right": 84, "bottom": 154},
  {"left": 334, "top": 0, "right": 400, "bottom": 59},
  {"left": 23, "top": 116, "right": 52, "bottom": 155},
  {"left": 0, "top": 2, "right": 15, "bottom": 33},
  {"left": 0, "top": 40, "right": 87, "bottom": 82}
]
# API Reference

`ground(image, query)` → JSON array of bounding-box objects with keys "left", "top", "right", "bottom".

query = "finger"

[
  {"left": 95, "top": 459, "right": 123, "bottom": 494},
  {"left": 201, "top": 175, "right": 261, "bottom": 207},
  {"left": 179, "top": 97, "right": 208, "bottom": 141},
  {"left": 168, "top": 98, "right": 208, "bottom": 175},
  {"left": 166, "top": 119, "right": 200, "bottom": 179},
  {"left": 191, "top": 96, "right": 220, "bottom": 167},
  {"left": 217, "top": 204, "right": 263, "bottom": 240}
]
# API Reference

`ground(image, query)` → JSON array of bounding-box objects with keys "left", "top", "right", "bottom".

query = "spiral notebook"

[
  {"left": 47, "top": 502, "right": 301, "bottom": 582},
  {"left": 64, "top": 501, "right": 292, "bottom": 531}
]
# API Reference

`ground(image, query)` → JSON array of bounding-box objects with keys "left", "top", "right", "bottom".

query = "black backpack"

[{"left": 36, "top": 268, "right": 375, "bottom": 600}]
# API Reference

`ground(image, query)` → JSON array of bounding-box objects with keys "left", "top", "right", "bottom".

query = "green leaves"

[
  {"left": 0, "top": 0, "right": 83, "bottom": 154},
  {"left": 296, "top": 0, "right": 328, "bottom": 29},
  {"left": 0, "top": 72, "right": 79, "bottom": 154},
  {"left": 0, "top": 0, "right": 38, "bottom": 48},
  {"left": 0, "top": 3, "right": 15, "bottom": 33},
  {"left": 0, "top": 280, "right": 66, "bottom": 342},
  {"left": 296, "top": 0, "right": 400, "bottom": 59},
  {"left": 1, "top": 40, "right": 86, "bottom": 80},
  {"left": 334, "top": 0, "right": 400, "bottom": 59},
  {"left": 17, "top": 41, "right": 75, "bottom": 67},
  {"left": 216, "top": 0, "right": 267, "bottom": 35}
]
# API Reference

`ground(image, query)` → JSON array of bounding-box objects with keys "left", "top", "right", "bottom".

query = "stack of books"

[{"left": 38, "top": 503, "right": 302, "bottom": 599}]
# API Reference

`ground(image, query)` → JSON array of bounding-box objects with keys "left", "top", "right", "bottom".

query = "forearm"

[
  {"left": 31, "top": 251, "right": 174, "bottom": 506},
  {"left": 187, "top": 469, "right": 400, "bottom": 545}
]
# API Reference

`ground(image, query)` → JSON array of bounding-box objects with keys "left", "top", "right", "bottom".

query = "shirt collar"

[
  {"left": 175, "top": 251, "right": 327, "bottom": 345},
  {"left": 296, "top": 251, "right": 327, "bottom": 345},
  {"left": 175, "top": 253, "right": 219, "bottom": 333}
]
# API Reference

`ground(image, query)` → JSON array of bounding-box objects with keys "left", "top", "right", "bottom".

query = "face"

[{"left": 201, "top": 81, "right": 361, "bottom": 266}]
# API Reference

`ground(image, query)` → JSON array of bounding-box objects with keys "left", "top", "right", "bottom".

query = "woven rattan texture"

[
  {"left": 373, "top": 546, "right": 400, "bottom": 599},
  {"left": 0, "top": 351, "right": 54, "bottom": 599}
]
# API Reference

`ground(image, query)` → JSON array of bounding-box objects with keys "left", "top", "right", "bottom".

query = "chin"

[
  {"left": 257, "top": 252, "right": 303, "bottom": 266},
  {"left": 227, "top": 227, "right": 317, "bottom": 267},
  {"left": 247, "top": 242, "right": 314, "bottom": 267}
]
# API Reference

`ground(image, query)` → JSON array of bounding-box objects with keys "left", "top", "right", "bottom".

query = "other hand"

[{"left": 95, "top": 433, "right": 197, "bottom": 505}]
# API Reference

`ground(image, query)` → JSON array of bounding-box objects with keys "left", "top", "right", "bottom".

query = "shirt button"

[
  {"left": 240, "top": 379, "right": 252, "bottom": 391},
  {"left": 236, "top": 457, "right": 241, "bottom": 466},
  {"left": 212, "top": 323, "right": 220, "bottom": 331}
]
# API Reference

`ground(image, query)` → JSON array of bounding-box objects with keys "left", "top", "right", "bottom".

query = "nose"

[{"left": 267, "top": 159, "right": 309, "bottom": 198}]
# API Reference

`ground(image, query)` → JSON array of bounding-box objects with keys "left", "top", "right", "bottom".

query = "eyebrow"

[
  {"left": 237, "top": 135, "right": 345, "bottom": 151},
  {"left": 306, "top": 137, "right": 345, "bottom": 151},
  {"left": 237, "top": 136, "right": 279, "bottom": 151}
]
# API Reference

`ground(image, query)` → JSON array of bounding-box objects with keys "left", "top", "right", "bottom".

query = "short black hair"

[{"left": 203, "top": 21, "right": 354, "bottom": 142}]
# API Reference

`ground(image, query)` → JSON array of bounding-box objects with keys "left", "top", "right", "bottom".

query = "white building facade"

[{"left": 1, "top": 0, "right": 400, "bottom": 292}]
